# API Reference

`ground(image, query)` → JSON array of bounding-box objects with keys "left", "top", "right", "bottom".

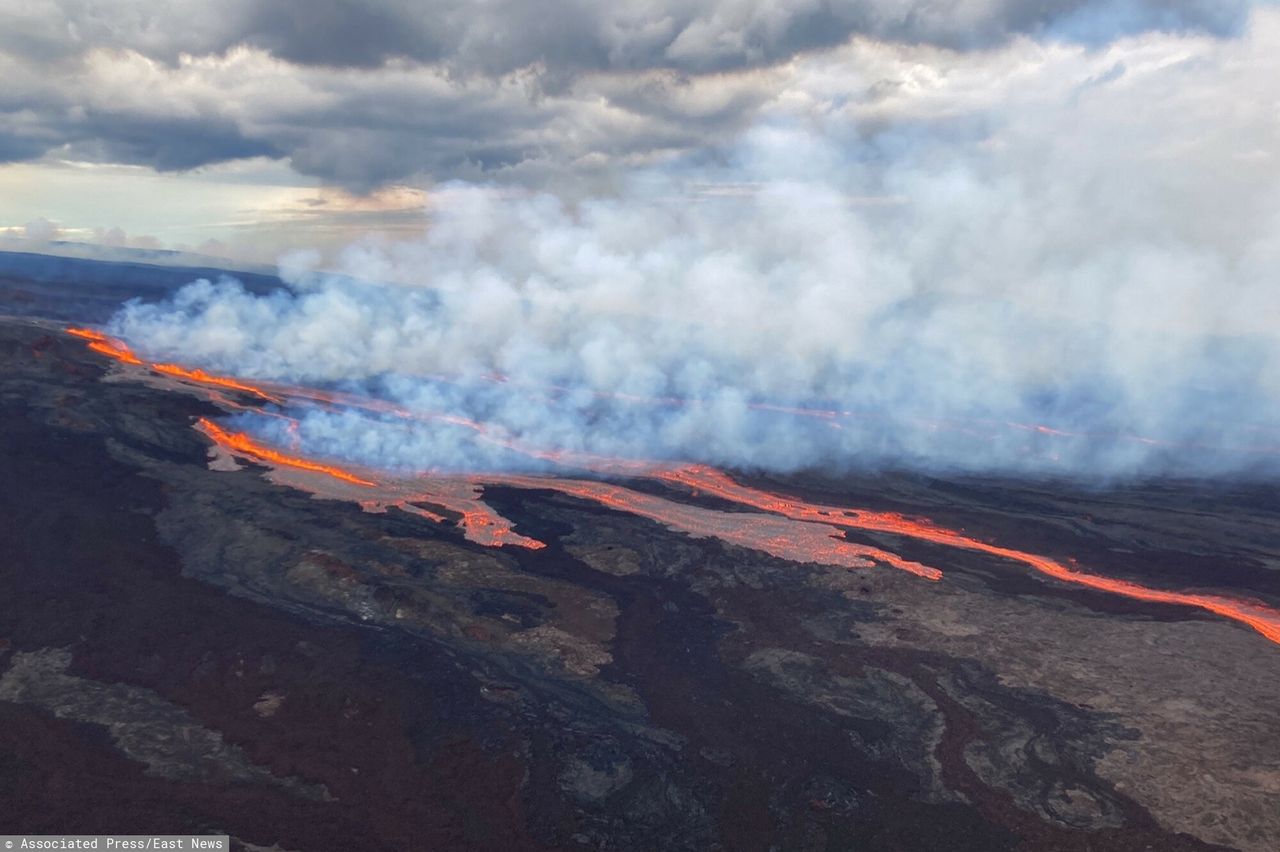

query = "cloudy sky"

[
  {"left": 27, "top": 0, "right": 1263, "bottom": 478},
  {"left": 1, "top": 0, "right": 1270, "bottom": 265}
]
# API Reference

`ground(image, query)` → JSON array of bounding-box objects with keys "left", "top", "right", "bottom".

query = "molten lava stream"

[
  {"left": 153, "top": 363, "right": 281, "bottom": 402},
  {"left": 67, "top": 327, "right": 282, "bottom": 403},
  {"left": 197, "top": 418, "right": 378, "bottom": 487},
  {"left": 64, "top": 325, "right": 1280, "bottom": 643},
  {"left": 197, "top": 417, "right": 546, "bottom": 550},
  {"left": 655, "top": 466, "right": 1280, "bottom": 645},
  {"left": 67, "top": 326, "right": 143, "bottom": 365},
  {"left": 480, "top": 474, "right": 940, "bottom": 579}
]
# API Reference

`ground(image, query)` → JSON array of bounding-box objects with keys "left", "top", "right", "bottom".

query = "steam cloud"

[{"left": 109, "top": 13, "right": 1280, "bottom": 479}]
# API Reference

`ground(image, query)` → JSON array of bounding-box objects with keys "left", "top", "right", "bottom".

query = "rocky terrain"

[{"left": 1, "top": 312, "right": 1278, "bottom": 851}]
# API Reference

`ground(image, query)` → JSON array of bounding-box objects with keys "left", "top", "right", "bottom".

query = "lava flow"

[
  {"left": 65, "top": 325, "right": 1280, "bottom": 645},
  {"left": 197, "top": 418, "right": 378, "bottom": 487},
  {"left": 479, "top": 474, "right": 940, "bottom": 579},
  {"left": 364, "top": 478, "right": 547, "bottom": 550},
  {"left": 656, "top": 465, "right": 1280, "bottom": 644},
  {"left": 66, "top": 326, "right": 143, "bottom": 365},
  {"left": 153, "top": 363, "right": 281, "bottom": 403},
  {"left": 67, "top": 327, "right": 284, "bottom": 403}
]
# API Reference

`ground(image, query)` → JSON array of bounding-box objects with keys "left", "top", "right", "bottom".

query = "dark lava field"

[{"left": 1, "top": 255, "right": 1278, "bottom": 851}]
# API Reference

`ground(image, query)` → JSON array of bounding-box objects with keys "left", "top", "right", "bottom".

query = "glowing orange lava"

[
  {"left": 458, "top": 508, "right": 548, "bottom": 549},
  {"left": 656, "top": 465, "right": 1280, "bottom": 644},
  {"left": 480, "top": 475, "right": 940, "bottom": 579},
  {"left": 67, "top": 327, "right": 143, "bottom": 365},
  {"left": 65, "top": 327, "right": 108, "bottom": 342},
  {"left": 153, "top": 363, "right": 281, "bottom": 402},
  {"left": 67, "top": 327, "right": 280, "bottom": 400},
  {"left": 358, "top": 479, "right": 547, "bottom": 550},
  {"left": 197, "top": 417, "right": 378, "bottom": 487}
]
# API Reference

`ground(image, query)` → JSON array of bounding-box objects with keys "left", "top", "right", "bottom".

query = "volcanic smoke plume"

[{"left": 105, "top": 14, "right": 1280, "bottom": 480}]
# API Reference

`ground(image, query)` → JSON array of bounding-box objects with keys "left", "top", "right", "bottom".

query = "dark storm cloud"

[
  {"left": 69, "top": 112, "right": 283, "bottom": 171},
  {"left": 0, "top": 0, "right": 1256, "bottom": 185},
  {"left": 237, "top": 2, "right": 447, "bottom": 69},
  {"left": 0, "top": 134, "right": 53, "bottom": 163},
  {"left": 3, "top": 1, "right": 1251, "bottom": 72}
]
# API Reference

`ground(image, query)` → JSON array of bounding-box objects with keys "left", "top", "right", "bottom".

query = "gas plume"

[{"left": 104, "top": 15, "right": 1280, "bottom": 480}]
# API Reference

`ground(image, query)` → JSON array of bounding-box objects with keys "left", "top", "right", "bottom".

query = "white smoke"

[{"left": 110, "top": 11, "right": 1280, "bottom": 478}]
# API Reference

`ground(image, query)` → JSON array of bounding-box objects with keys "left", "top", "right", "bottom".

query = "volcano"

[{"left": 1, "top": 254, "right": 1279, "bottom": 852}]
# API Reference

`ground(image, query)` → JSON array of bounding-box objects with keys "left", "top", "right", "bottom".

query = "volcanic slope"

[{"left": 1, "top": 317, "right": 1278, "bottom": 851}]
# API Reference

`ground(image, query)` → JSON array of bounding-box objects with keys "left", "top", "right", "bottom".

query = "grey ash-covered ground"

[{"left": 1, "top": 261, "right": 1278, "bottom": 851}]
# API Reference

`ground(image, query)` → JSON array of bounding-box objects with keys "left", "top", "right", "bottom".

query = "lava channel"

[{"left": 656, "top": 465, "right": 1280, "bottom": 644}]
